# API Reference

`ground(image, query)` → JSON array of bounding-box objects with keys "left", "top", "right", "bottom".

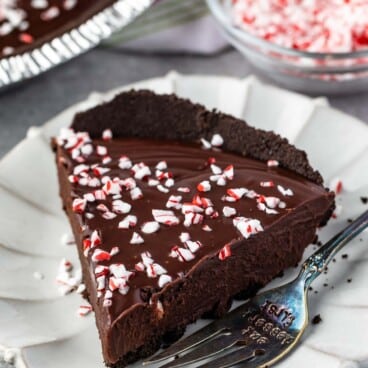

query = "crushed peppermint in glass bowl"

[{"left": 206, "top": 0, "right": 368, "bottom": 94}]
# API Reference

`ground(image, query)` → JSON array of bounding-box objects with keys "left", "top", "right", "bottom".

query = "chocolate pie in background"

[
  {"left": 0, "top": 0, "right": 116, "bottom": 57},
  {"left": 52, "top": 90, "right": 335, "bottom": 367}
]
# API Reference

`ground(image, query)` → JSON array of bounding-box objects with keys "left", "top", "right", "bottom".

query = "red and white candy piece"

[
  {"left": 211, "top": 134, "right": 224, "bottom": 147},
  {"left": 102, "top": 129, "right": 112, "bottom": 141},
  {"left": 92, "top": 249, "right": 111, "bottom": 262},
  {"left": 119, "top": 156, "right": 132, "bottom": 170},
  {"left": 197, "top": 180, "right": 211, "bottom": 192},
  {"left": 233, "top": 217, "right": 264, "bottom": 239},
  {"left": 96, "top": 146, "right": 107, "bottom": 156},
  {"left": 185, "top": 240, "right": 202, "bottom": 253},
  {"left": 130, "top": 232, "right": 144, "bottom": 245},
  {"left": 177, "top": 187, "right": 190, "bottom": 193},
  {"left": 166, "top": 195, "right": 183, "bottom": 210},
  {"left": 156, "top": 161, "right": 167, "bottom": 170},
  {"left": 184, "top": 212, "right": 204, "bottom": 227},
  {"left": 329, "top": 177, "right": 343, "bottom": 195},
  {"left": 73, "top": 164, "right": 89, "bottom": 176},
  {"left": 223, "top": 206, "right": 237, "bottom": 218},
  {"left": 109, "top": 264, "right": 133, "bottom": 279},
  {"left": 257, "top": 202, "right": 279, "bottom": 215},
  {"left": 152, "top": 209, "right": 180, "bottom": 226},
  {"left": 210, "top": 164, "right": 222, "bottom": 175},
  {"left": 227, "top": 188, "right": 248, "bottom": 200},
  {"left": 83, "top": 193, "right": 95, "bottom": 202},
  {"left": 118, "top": 215, "right": 137, "bottom": 229},
  {"left": 130, "top": 187, "right": 143, "bottom": 200},
  {"left": 200, "top": 138, "right": 212, "bottom": 150},
  {"left": 112, "top": 200, "right": 131, "bottom": 214},
  {"left": 92, "top": 166, "right": 110, "bottom": 177},
  {"left": 260, "top": 181, "right": 274, "bottom": 188},
  {"left": 277, "top": 185, "right": 294, "bottom": 197},
  {"left": 103, "top": 180, "right": 121, "bottom": 195},
  {"left": 267, "top": 160, "right": 279, "bottom": 167},
  {"left": 101, "top": 156, "right": 112, "bottom": 165},
  {"left": 59, "top": 258, "right": 73, "bottom": 273},
  {"left": 182, "top": 203, "right": 204, "bottom": 214},
  {"left": 179, "top": 232, "right": 191, "bottom": 243},
  {"left": 102, "top": 211, "right": 117, "bottom": 220},
  {"left": 72, "top": 198, "right": 87, "bottom": 213},
  {"left": 170, "top": 246, "right": 195, "bottom": 262},
  {"left": 94, "top": 190, "right": 106, "bottom": 200},
  {"left": 223, "top": 165, "right": 234, "bottom": 180},
  {"left": 146, "top": 263, "right": 167, "bottom": 278},
  {"left": 141, "top": 221, "right": 160, "bottom": 234},
  {"left": 158, "top": 274, "right": 172, "bottom": 288},
  {"left": 132, "top": 162, "right": 151, "bottom": 180},
  {"left": 109, "top": 277, "right": 127, "bottom": 292},
  {"left": 110, "top": 247, "right": 120, "bottom": 256},
  {"left": 219, "top": 243, "right": 231, "bottom": 261},
  {"left": 81, "top": 144, "right": 93, "bottom": 156},
  {"left": 157, "top": 184, "right": 169, "bottom": 193},
  {"left": 77, "top": 305, "right": 92, "bottom": 317},
  {"left": 202, "top": 224, "right": 212, "bottom": 232}
]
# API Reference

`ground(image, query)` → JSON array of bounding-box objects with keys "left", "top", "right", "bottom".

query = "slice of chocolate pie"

[{"left": 52, "top": 91, "right": 335, "bottom": 367}]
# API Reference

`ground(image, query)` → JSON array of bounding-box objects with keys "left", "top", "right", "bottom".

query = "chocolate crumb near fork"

[{"left": 312, "top": 314, "right": 322, "bottom": 325}]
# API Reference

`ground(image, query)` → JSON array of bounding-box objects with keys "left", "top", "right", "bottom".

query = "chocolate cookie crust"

[{"left": 72, "top": 90, "right": 323, "bottom": 185}]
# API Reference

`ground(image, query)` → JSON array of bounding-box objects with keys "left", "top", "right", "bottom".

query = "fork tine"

[
  {"left": 196, "top": 345, "right": 259, "bottom": 368},
  {"left": 158, "top": 333, "right": 240, "bottom": 368},
  {"left": 144, "top": 322, "right": 226, "bottom": 364}
]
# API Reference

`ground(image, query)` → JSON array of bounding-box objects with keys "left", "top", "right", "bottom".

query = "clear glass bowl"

[{"left": 206, "top": 0, "right": 368, "bottom": 95}]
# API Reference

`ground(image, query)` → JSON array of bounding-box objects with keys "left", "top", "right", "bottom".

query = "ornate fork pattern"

[{"left": 145, "top": 209, "right": 368, "bottom": 368}]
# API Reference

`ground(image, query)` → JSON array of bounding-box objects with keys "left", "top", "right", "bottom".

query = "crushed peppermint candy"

[
  {"left": 219, "top": 243, "right": 232, "bottom": 261},
  {"left": 197, "top": 180, "right": 211, "bottom": 192},
  {"left": 277, "top": 185, "right": 294, "bottom": 197},
  {"left": 112, "top": 200, "right": 131, "bottom": 214},
  {"left": 118, "top": 215, "right": 137, "bottom": 229},
  {"left": 166, "top": 195, "right": 183, "bottom": 210},
  {"left": 77, "top": 305, "right": 92, "bottom": 317},
  {"left": 170, "top": 246, "right": 195, "bottom": 262},
  {"left": 223, "top": 206, "right": 237, "bottom": 218},
  {"left": 102, "top": 129, "right": 112, "bottom": 141},
  {"left": 267, "top": 160, "right": 279, "bottom": 167},
  {"left": 72, "top": 198, "right": 86, "bottom": 213},
  {"left": 211, "top": 134, "right": 224, "bottom": 147},
  {"left": 329, "top": 177, "right": 343, "bottom": 195},
  {"left": 233, "top": 217, "right": 264, "bottom": 239},
  {"left": 141, "top": 221, "right": 160, "bottom": 234},
  {"left": 119, "top": 156, "right": 132, "bottom": 170},
  {"left": 158, "top": 274, "right": 172, "bottom": 288},
  {"left": 152, "top": 209, "right": 180, "bottom": 226},
  {"left": 130, "top": 232, "right": 144, "bottom": 245},
  {"left": 232, "top": 0, "right": 368, "bottom": 53}
]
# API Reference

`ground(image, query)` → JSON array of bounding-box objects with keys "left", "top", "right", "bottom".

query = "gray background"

[{"left": 1, "top": 47, "right": 368, "bottom": 158}]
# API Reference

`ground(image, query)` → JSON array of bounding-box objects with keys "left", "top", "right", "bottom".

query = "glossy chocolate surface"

[{"left": 59, "top": 137, "right": 330, "bottom": 321}]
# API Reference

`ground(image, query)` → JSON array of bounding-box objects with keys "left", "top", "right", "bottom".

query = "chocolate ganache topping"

[
  {"left": 56, "top": 129, "right": 331, "bottom": 322},
  {"left": 0, "top": 0, "right": 115, "bottom": 57}
]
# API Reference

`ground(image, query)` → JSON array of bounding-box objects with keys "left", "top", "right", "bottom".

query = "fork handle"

[{"left": 299, "top": 209, "right": 368, "bottom": 289}]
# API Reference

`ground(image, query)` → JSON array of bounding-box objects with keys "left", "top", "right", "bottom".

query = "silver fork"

[{"left": 144, "top": 209, "right": 368, "bottom": 368}]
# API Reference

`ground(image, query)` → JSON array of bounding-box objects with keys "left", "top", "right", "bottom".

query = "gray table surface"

[
  {"left": 1, "top": 48, "right": 368, "bottom": 159},
  {"left": 0, "top": 48, "right": 367, "bottom": 368}
]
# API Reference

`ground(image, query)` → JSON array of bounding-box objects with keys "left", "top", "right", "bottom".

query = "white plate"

[{"left": 0, "top": 72, "right": 367, "bottom": 368}]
